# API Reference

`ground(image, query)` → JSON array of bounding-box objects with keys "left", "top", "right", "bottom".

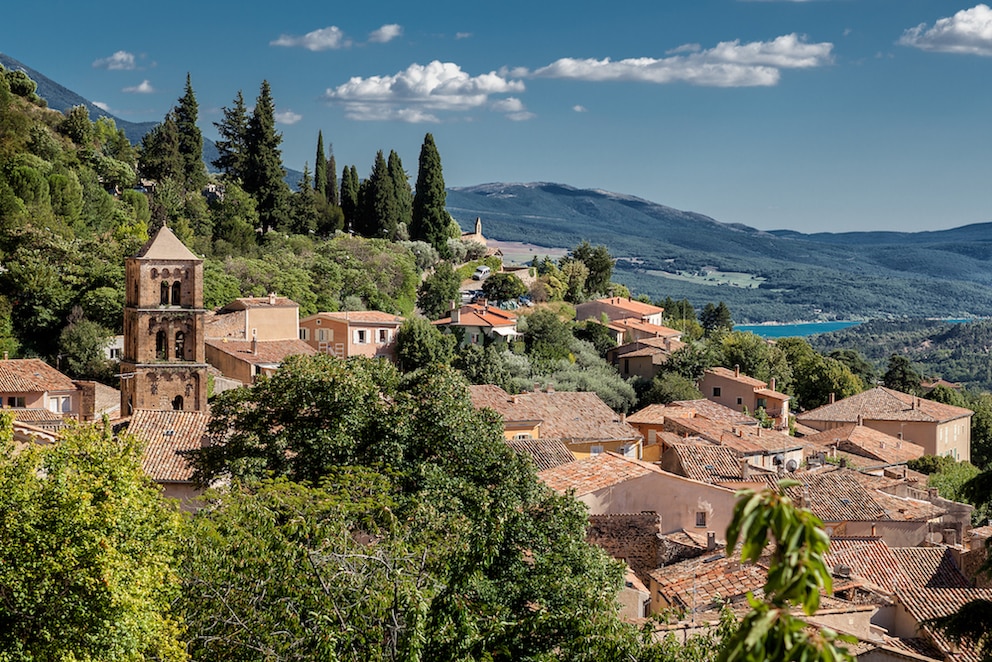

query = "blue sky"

[{"left": 3, "top": 1, "right": 992, "bottom": 233}]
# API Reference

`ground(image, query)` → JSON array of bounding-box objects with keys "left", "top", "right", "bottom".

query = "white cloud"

[
  {"left": 92, "top": 50, "right": 136, "bottom": 70},
  {"left": 93, "top": 101, "right": 111, "bottom": 112},
  {"left": 123, "top": 80, "right": 155, "bottom": 94},
  {"left": 323, "top": 60, "right": 525, "bottom": 122},
  {"left": 899, "top": 4, "right": 992, "bottom": 56},
  {"left": 271, "top": 26, "right": 350, "bottom": 51},
  {"left": 369, "top": 24, "right": 402, "bottom": 43},
  {"left": 456, "top": 32, "right": 472, "bottom": 40},
  {"left": 491, "top": 97, "right": 535, "bottom": 120},
  {"left": 529, "top": 33, "right": 832, "bottom": 87},
  {"left": 275, "top": 110, "right": 303, "bottom": 125},
  {"left": 573, "top": 105, "right": 587, "bottom": 112}
]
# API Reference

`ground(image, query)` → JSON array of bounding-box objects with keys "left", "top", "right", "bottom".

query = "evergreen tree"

[
  {"left": 173, "top": 73, "right": 206, "bottom": 192},
  {"left": 883, "top": 354, "right": 922, "bottom": 395},
  {"left": 417, "top": 261, "right": 460, "bottom": 320},
  {"left": 138, "top": 112, "right": 182, "bottom": 183},
  {"left": 340, "top": 165, "right": 359, "bottom": 232},
  {"left": 243, "top": 80, "right": 290, "bottom": 233},
  {"left": 314, "top": 130, "right": 327, "bottom": 199},
  {"left": 700, "top": 301, "right": 733, "bottom": 336},
  {"left": 212, "top": 90, "right": 248, "bottom": 180},
  {"left": 388, "top": 149, "right": 413, "bottom": 229},
  {"left": 368, "top": 150, "right": 399, "bottom": 238},
  {"left": 411, "top": 133, "right": 449, "bottom": 253},
  {"left": 326, "top": 153, "right": 339, "bottom": 206},
  {"left": 290, "top": 163, "right": 319, "bottom": 235}
]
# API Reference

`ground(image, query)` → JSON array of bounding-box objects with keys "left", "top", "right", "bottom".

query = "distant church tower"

[{"left": 120, "top": 225, "right": 208, "bottom": 415}]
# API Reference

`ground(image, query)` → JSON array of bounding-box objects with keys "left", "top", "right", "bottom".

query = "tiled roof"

[
  {"left": 93, "top": 381, "right": 121, "bottom": 417},
  {"left": 664, "top": 416, "right": 800, "bottom": 456},
  {"left": 537, "top": 452, "right": 659, "bottom": 495},
  {"left": 798, "top": 387, "right": 974, "bottom": 425},
  {"left": 205, "top": 338, "right": 317, "bottom": 365},
  {"left": 627, "top": 403, "right": 672, "bottom": 425},
  {"left": 755, "top": 468, "right": 888, "bottom": 522},
  {"left": 669, "top": 443, "right": 749, "bottom": 483},
  {"left": 804, "top": 424, "right": 926, "bottom": 465},
  {"left": 222, "top": 296, "right": 298, "bottom": 310},
  {"left": 608, "top": 318, "right": 682, "bottom": 338},
  {"left": 469, "top": 385, "right": 641, "bottom": 442},
  {"left": 505, "top": 437, "right": 575, "bottom": 471},
  {"left": 870, "top": 490, "right": 946, "bottom": 522},
  {"left": 304, "top": 311, "right": 405, "bottom": 325},
  {"left": 8, "top": 408, "right": 70, "bottom": 425},
  {"left": 128, "top": 408, "right": 210, "bottom": 483},
  {"left": 895, "top": 585, "right": 992, "bottom": 662},
  {"left": 826, "top": 536, "right": 901, "bottom": 593},
  {"left": 705, "top": 366, "right": 767, "bottom": 389},
  {"left": 891, "top": 547, "right": 972, "bottom": 588},
  {"left": 593, "top": 296, "right": 665, "bottom": 317},
  {"left": 435, "top": 303, "right": 517, "bottom": 329},
  {"left": 0, "top": 358, "right": 76, "bottom": 393},
  {"left": 134, "top": 225, "right": 198, "bottom": 261},
  {"left": 649, "top": 555, "right": 768, "bottom": 612},
  {"left": 670, "top": 399, "right": 759, "bottom": 426}
]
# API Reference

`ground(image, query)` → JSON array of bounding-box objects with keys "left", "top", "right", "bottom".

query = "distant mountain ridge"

[{"left": 447, "top": 182, "right": 992, "bottom": 322}]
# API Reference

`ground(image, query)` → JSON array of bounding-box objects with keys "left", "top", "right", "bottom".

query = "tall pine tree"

[
  {"left": 388, "top": 150, "right": 413, "bottom": 231},
  {"left": 173, "top": 73, "right": 206, "bottom": 192},
  {"left": 213, "top": 90, "right": 248, "bottom": 181},
  {"left": 314, "top": 131, "right": 327, "bottom": 199},
  {"left": 138, "top": 112, "right": 182, "bottom": 183},
  {"left": 411, "top": 133, "right": 449, "bottom": 253},
  {"left": 243, "top": 80, "right": 290, "bottom": 233}
]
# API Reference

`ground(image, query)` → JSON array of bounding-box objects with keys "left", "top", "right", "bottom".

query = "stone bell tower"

[{"left": 120, "top": 225, "right": 208, "bottom": 415}]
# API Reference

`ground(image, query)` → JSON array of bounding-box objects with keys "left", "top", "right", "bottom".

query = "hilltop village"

[{"left": 4, "top": 223, "right": 992, "bottom": 661}]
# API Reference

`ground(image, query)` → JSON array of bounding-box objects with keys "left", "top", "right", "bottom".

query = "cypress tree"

[
  {"left": 340, "top": 165, "right": 359, "bottom": 233},
  {"left": 388, "top": 150, "right": 413, "bottom": 230},
  {"left": 314, "top": 131, "right": 327, "bottom": 199},
  {"left": 213, "top": 90, "right": 248, "bottom": 180},
  {"left": 173, "top": 73, "right": 206, "bottom": 192},
  {"left": 327, "top": 153, "right": 339, "bottom": 207},
  {"left": 139, "top": 112, "right": 182, "bottom": 183},
  {"left": 243, "top": 80, "right": 290, "bottom": 233},
  {"left": 290, "top": 163, "right": 318, "bottom": 235},
  {"left": 411, "top": 133, "right": 449, "bottom": 253}
]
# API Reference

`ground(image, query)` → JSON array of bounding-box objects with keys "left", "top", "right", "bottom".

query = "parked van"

[{"left": 472, "top": 266, "right": 491, "bottom": 280}]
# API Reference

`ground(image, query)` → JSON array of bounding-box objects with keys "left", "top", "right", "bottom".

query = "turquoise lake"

[{"left": 734, "top": 321, "right": 863, "bottom": 338}]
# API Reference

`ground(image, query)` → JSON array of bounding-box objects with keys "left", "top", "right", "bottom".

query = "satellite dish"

[{"left": 786, "top": 459, "right": 799, "bottom": 473}]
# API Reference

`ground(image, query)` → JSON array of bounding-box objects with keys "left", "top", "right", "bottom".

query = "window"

[
  {"left": 623, "top": 358, "right": 630, "bottom": 374},
  {"left": 378, "top": 329, "right": 389, "bottom": 343},
  {"left": 590, "top": 445, "right": 604, "bottom": 455},
  {"left": 109, "top": 347, "right": 122, "bottom": 360},
  {"left": 756, "top": 398, "right": 767, "bottom": 409},
  {"left": 7, "top": 396, "right": 25, "bottom": 408},
  {"left": 171, "top": 281, "right": 182, "bottom": 305},
  {"left": 160, "top": 281, "right": 170, "bottom": 305},
  {"left": 172, "top": 395, "right": 184, "bottom": 411},
  {"left": 49, "top": 396, "right": 71, "bottom": 413},
  {"left": 355, "top": 329, "right": 368, "bottom": 344},
  {"left": 156, "top": 330, "right": 168, "bottom": 360},
  {"left": 174, "top": 331, "right": 185, "bottom": 359},
  {"left": 695, "top": 511, "right": 707, "bottom": 527},
  {"left": 712, "top": 387, "right": 722, "bottom": 397},
  {"left": 513, "top": 433, "right": 532, "bottom": 439},
  {"left": 737, "top": 397, "right": 743, "bottom": 405},
  {"left": 317, "top": 329, "right": 329, "bottom": 342},
  {"left": 300, "top": 327, "right": 309, "bottom": 341}
]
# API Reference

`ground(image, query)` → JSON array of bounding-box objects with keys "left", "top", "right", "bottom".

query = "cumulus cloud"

[
  {"left": 527, "top": 33, "right": 832, "bottom": 87},
  {"left": 271, "top": 26, "right": 350, "bottom": 51},
  {"left": 93, "top": 50, "right": 136, "bottom": 70},
  {"left": 573, "top": 105, "right": 588, "bottom": 112},
  {"left": 899, "top": 4, "right": 992, "bottom": 56},
  {"left": 275, "top": 110, "right": 303, "bottom": 125},
  {"left": 369, "top": 24, "right": 402, "bottom": 43},
  {"left": 323, "top": 60, "right": 525, "bottom": 122},
  {"left": 123, "top": 80, "right": 155, "bottom": 94},
  {"left": 93, "top": 101, "right": 111, "bottom": 112},
  {"left": 491, "top": 97, "right": 535, "bottom": 120}
]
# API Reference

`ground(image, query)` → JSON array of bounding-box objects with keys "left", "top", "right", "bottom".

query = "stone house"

[
  {"left": 0, "top": 357, "right": 103, "bottom": 425},
  {"left": 574, "top": 296, "right": 665, "bottom": 327},
  {"left": 433, "top": 302, "right": 518, "bottom": 347}
]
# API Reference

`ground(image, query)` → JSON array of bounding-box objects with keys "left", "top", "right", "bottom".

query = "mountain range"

[{"left": 6, "top": 53, "right": 991, "bottom": 324}]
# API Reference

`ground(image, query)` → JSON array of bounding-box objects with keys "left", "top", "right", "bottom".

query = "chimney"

[
  {"left": 740, "top": 460, "right": 751, "bottom": 481},
  {"left": 769, "top": 377, "right": 776, "bottom": 391},
  {"left": 75, "top": 381, "right": 97, "bottom": 422},
  {"left": 451, "top": 306, "right": 460, "bottom": 324},
  {"left": 2, "top": 352, "right": 6, "bottom": 360},
  {"left": 839, "top": 457, "right": 847, "bottom": 468},
  {"left": 734, "top": 364, "right": 740, "bottom": 378},
  {"left": 268, "top": 291, "right": 276, "bottom": 305},
  {"left": 913, "top": 397, "right": 919, "bottom": 410},
  {"left": 706, "top": 531, "right": 717, "bottom": 551},
  {"left": 857, "top": 414, "right": 863, "bottom": 426},
  {"left": 251, "top": 328, "right": 258, "bottom": 355},
  {"left": 546, "top": 383, "right": 555, "bottom": 393},
  {"left": 829, "top": 392, "right": 836, "bottom": 404}
]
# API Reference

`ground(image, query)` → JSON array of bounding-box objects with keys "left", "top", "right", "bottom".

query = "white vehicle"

[{"left": 472, "top": 266, "right": 491, "bottom": 280}]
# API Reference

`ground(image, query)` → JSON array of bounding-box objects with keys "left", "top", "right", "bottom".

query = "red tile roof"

[
  {"left": 434, "top": 303, "right": 517, "bottom": 329},
  {"left": 895, "top": 585, "right": 992, "bottom": 662},
  {"left": 608, "top": 318, "right": 682, "bottom": 338},
  {"left": 128, "top": 409, "right": 210, "bottom": 483},
  {"left": 305, "top": 310, "right": 405, "bottom": 325},
  {"left": 649, "top": 555, "right": 768, "bottom": 612},
  {"left": 891, "top": 547, "right": 972, "bottom": 589},
  {"left": 705, "top": 366, "right": 767, "bottom": 389},
  {"left": 221, "top": 296, "right": 299, "bottom": 310},
  {"left": 537, "top": 452, "right": 659, "bottom": 495},
  {"left": 668, "top": 443, "right": 755, "bottom": 483},
  {"left": 0, "top": 358, "right": 76, "bottom": 393},
  {"left": 505, "top": 438, "right": 575, "bottom": 471},
  {"left": 804, "top": 424, "right": 926, "bottom": 465},
  {"left": 593, "top": 296, "right": 665, "bottom": 318},
  {"left": 827, "top": 537, "right": 901, "bottom": 593},
  {"left": 798, "top": 387, "right": 973, "bottom": 425},
  {"left": 205, "top": 338, "right": 317, "bottom": 365}
]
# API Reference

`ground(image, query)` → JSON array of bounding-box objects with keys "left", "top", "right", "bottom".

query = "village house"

[
  {"left": 606, "top": 335, "right": 686, "bottom": 380},
  {"left": 127, "top": 408, "right": 210, "bottom": 509},
  {"left": 803, "top": 423, "right": 927, "bottom": 470},
  {"left": 469, "top": 384, "right": 642, "bottom": 458},
  {"left": 626, "top": 399, "right": 757, "bottom": 462},
  {"left": 698, "top": 366, "right": 791, "bottom": 429},
  {"left": 298, "top": 310, "right": 405, "bottom": 361},
  {"left": 434, "top": 302, "right": 519, "bottom": 347},
  {"left": 662, "top": 411, "right": 806, "bottom": 473},
  {"left": 0, "top": 357, "right": 106, "bottom": 425},
  {"left": 204, "top": 337, "right": 316, "bottom": 386},
  {"left": 574, "top": 296, "right": 666, "bottom": 327},
  {"left": 797, "top": 387, "right": 973, "bottom": 462}
]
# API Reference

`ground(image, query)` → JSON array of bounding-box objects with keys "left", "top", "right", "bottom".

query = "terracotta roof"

[
  {"left": 435, "top": 303, "right": 517, "bottom": 329},
  {"left": 129, "top": 408, "right": 210, "bottom": 483},
  {"left": 826, "top": 536, "right": 902, "bottom": 593},
  {"left": 537, "top": 452, "right": 659, "bottom": 495},
  {"left": 798, "top": 387, "right": 973, "bottom": 425},
  {"left": 668, "top": 443, "right": 750, "bottom": 483},
  {"left": 0, "top": 358, "right": 76, "bottom": 393},
  {"left": 756, "top": 468, "right": 888, "bottom": 522},
  {"left": 469, "top": 385, "right": 641, "bottom": 442},
  {"left": 608, "top": 318, "right": 682, "bottom": 338},
  {"left": 304, "top": 311, "right": 405, "bottom": 325},
  {"left": 891, "top": 547, "right": 972, "bottom": 589},
  {"left": 133, "top": 225, "right": 199, "bottom": 261},
  {"left": 205, "top": 338, "right": 317, "bottom": 365},
  {"left": 804, "top": 424, "right": 926, "bottom": 465},
  {"left": 505, "top": 438, "right": 575, "bottom": 471},
  {"left": 870, "top": 490, "right": 946, "bottom": 522},
  {"left": 705, "top": 366, "right": 767, "bottom": 389},
  {"left": 592, "top": 296, "right": 665, "bottom": 317},
  {"left": 669, "top": 399, "right": 759, "bottom": 426},
  {"left": 222, "top": 296, "right": 299, "bottom": 310},
  {"left": 649, "top": 555, "right": 768, "bottom": 612},
  {"left": 627, "top": 403, "right": 672, "bottom": 425},
  {"left": 8, "top": 408, "right": 70, "bottom": 425},
  {"left": 664, "top": 416, "right": 800, "bottom": 456},
  {"left": 895, "top": 585, "right": 992, "bottom": 662}
]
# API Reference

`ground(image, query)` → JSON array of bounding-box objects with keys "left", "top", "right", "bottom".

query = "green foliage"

[
  {"left": 417, "top": 261, "right": 460, "bottom": 320},
  {"left": 139, "top": 112, "right": 183, "bottom": 182},
  {"left": 410, "top": 133, "right": 449, "bottom": 253},
  {"left": 454, "top": 343, "right": 511, "bottom": 388},
  {"left": 481, "top": 271, "right": 527, "bottom": 303},
  {"left": 700, "top": 301, "right": 733, "bottom": 336},
  {"left": 58, "top": 104, "right": 92, "bottom": 145},
  {"left": 642, "top": 372, "right": 703, "bottom": 405},
  {"left": 718, "top": 482, "right": 854, "bottom": 662},
  {"left": 568, "top": 241, "right": 614, "bottom": 297},
  {"left": 57, "top": 308, "right": 113, "bottom": 379},
  {"left": 523, "top": 307, "right": 574, "bottom": 368},
  {"left": 0, "top": 418, "right": 186, "bottom": 661},
  {"left": 212, "top": 90, "right": 249, "bottom": 179},
  {"left": 907, "top": 454, "right": 958, "bottom": 475},
  {"left": 778, "top": 337, "right": 862, "bottom": 411},
  {"left": 883, "top": 354, "right": 923, "bottom": 395},
  {"left": 720, "top": 331, "right": 792, "bottom": 392},
  {"left": 573, "top": 320, "right": 617, "bottom": 356},
  {"left": 395, "top": 317, "right": 457, "bottom": 372},
  {"left": 173, "top": 73, "right": 206, "bottom": 192},
  {"left": 243, "top": 80, "right": 290, "bottom": 233}
]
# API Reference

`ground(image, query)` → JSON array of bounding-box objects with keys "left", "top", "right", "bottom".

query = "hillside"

[{"left": 448, "top": 183, "right": 992, "bottom": 322}]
